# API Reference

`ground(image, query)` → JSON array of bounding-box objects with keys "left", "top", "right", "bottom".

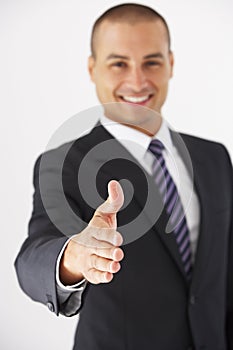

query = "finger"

[
  {"left": 72, "top": 227, "right": 123, "bottom": 249},
  {"left": 93, "top": 247, "right": 124, "bottom": 261},
  {"left": 90, "top": 255, "right": 121, "bottom": 273},
  {"left": 72, "top": 229, "right": 114, "bottom": 248},
  {"left": 91, "top": 227, "right": 123, "bottom": 246},
  {"left": 87, "top": 269, "right": 113, "bottom": 284}
]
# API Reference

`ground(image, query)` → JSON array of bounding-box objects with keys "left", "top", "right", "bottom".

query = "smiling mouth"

[{"left": 119, "top": 94, "right": 153, "bottom": 104}]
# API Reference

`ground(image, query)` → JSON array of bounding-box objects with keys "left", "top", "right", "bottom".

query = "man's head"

[
  {"left": 91, "top": 4, "right": 171, "bottom": 59},
  {"left": 88, "top": 3, "right": 174, "bottom": 134}
]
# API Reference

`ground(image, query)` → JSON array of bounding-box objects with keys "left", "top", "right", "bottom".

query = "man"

[{"left": 15, "top": 3, "right": 233, "bottom": 350}]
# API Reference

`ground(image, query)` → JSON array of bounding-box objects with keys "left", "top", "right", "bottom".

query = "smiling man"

[
  {"left": 88, "top": 9, "right": 173, "bottom": 135},
  {"left": 15, "top": 4, "right": 233, "bottom": 350}
]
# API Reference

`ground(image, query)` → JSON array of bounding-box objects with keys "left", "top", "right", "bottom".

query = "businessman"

[{"left": 15, "top": 3, "right": 233, "bottom": 350}]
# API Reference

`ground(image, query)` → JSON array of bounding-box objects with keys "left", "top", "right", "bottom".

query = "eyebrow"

[
  {"left": 106, "top": 52, "right": 164, "bottom": 60},
  {"left": 144, "top": 53, "right": 164, "bottom": 59},
  {"left": 106, "top": 54, "right": 129, "bottom": 60}
]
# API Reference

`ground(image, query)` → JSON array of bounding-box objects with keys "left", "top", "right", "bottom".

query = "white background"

[{"left": 1, "top": 0, "right": 233, "bottom": 349}]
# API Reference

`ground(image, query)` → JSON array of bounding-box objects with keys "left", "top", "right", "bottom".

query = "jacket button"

[
  {"left": 190, "top": 295, "right": 196, "bottom": 305},
  {"left": 47, "top": 302, "right": 54, "bottom": 312}
]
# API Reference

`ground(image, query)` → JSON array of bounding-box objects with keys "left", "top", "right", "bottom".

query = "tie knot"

[{"left": 148, "top": 139, "right": 165, "bottom": 157}]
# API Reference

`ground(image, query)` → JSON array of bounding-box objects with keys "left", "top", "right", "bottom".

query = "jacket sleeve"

[
  {"left": 225, "top": 148, "right": 233, "bottom": 348},
  {"left": 14, "top": 147, "right": 87, "bottom": 316},
  {"left": 227, "top": 212, "right": 233, "bottom": 348}
]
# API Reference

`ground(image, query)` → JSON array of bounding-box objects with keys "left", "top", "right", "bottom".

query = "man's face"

[{"left": 88, "top": 19, "right": 174, "bottom": 132}]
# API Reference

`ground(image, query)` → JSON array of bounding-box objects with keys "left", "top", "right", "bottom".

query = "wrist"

[{"left": 59, "top": 241, "right": 84, "bottom": 285}]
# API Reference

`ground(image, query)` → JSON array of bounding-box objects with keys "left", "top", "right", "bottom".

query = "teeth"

[{"left": 122, "top": 95, "right": 150, "bottom": 103}]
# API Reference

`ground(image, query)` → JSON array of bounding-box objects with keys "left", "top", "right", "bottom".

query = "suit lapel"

[{"left": 173, "top": 132, "right": 214, "bottom": 289}]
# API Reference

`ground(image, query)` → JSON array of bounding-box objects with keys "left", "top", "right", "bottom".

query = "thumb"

[
  {"left": 89, "top": 180, "right": 124, "bottom": 229},
  {"left": 97, "top": 180, "right": 124, "bottom": 215}
]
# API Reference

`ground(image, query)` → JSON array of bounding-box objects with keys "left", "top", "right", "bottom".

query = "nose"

[{"left": 127, "top": 66, "right": 148, "bottom": 92}]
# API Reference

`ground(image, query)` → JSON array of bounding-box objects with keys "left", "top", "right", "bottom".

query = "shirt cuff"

[{"left": 56, "top": 235, "right": 86, "bottom": 291}]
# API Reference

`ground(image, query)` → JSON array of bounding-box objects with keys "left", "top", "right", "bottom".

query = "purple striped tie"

[{"left": 149, "top": 139, "right": 192, "bottom": 279}]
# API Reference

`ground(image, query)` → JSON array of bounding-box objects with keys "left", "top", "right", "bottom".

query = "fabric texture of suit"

[{"left": 15, "top": 123, "right": 233, "bottom": 350}]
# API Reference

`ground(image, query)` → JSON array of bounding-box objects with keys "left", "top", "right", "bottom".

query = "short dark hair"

[{"left": 91, "top": 3, "right": 171, "bottom": 58}]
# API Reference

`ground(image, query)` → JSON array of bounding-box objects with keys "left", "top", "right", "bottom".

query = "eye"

[
  {"left": 112, "top": 61, "right": 127, "bottom": 68},
  {"left": 145, "top": 61, "right": 161, "bottom": 67}
]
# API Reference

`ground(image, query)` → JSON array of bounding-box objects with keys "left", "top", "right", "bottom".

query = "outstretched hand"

[{"left": 60, "top": 180, "right": 125, "bottom": 285}]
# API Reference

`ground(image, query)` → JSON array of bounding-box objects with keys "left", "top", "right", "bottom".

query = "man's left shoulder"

[{"left": 179, "top": 132, "right": 231, "bottom": 161}]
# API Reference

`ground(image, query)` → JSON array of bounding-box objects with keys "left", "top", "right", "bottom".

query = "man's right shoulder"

[{"left": 34, "top": 122, "right": 114, "bottom": 169}]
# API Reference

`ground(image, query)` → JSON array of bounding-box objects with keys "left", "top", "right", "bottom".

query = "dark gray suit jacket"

[{"left": 15, "top": 124, "right": 233, "bottom": 350}]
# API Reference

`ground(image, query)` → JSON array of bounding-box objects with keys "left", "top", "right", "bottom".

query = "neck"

[{"left": 121, "top": 117, "right": 163, "bottom": 137}]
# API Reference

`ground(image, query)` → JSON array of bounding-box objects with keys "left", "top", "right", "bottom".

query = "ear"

[
  {"left": 88, "top": 55, "right": 96, "bottom": 82},
  {"left": 169, "top": 51, "right": 174, "bottom": 78}
]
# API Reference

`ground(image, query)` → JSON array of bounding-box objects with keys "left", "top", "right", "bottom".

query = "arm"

[
  {"left": 224, "top": 147, "right": 233, "bottom": 348},
  {"left": 15, "top": 150, "right": 124, "bottom": 316},
  {"left": 226, "top": 216, "right": 233, "bottom": 349},
  {"left": 14, "top": 153, "right": 80, "bottom": 315}
]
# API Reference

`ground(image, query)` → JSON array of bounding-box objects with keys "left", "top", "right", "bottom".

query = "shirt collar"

[
  {"left": 100, "top": 114, "right": 174, "bottom": 162},
  {"left": 153, "top": 118, "right": 174, "bottom": 155}
]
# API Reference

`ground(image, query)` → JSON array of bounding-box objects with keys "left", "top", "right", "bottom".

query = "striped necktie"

[{"left": 149, "top": 139, "right": 192, "bottom": 279}]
